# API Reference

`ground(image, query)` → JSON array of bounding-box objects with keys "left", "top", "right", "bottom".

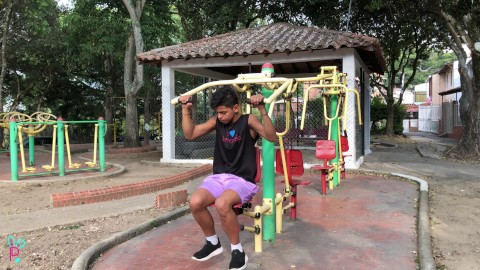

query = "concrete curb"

[
  {"left": 355, "top": 169, "right": 436, "bottom": 270},
  {"left": 71, "top": 205, "right": 191, "bottom": 270},
  {"left": 0, "top": 162, "right": 125, "bottom": 186}
]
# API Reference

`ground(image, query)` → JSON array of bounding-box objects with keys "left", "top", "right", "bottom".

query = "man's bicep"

[{"left": 191, "top": 117, "right": 216, "bottom": 139}]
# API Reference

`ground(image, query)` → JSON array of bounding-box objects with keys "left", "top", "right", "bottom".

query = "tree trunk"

[
  {"left": 142, "top": 81, "right": 151, "bottom": 146},
  {"left": 125, "top": 92, "right": 141, "bottom": 147},
  {"left": 447, "top": 53, "right": 480, "bottom": 158},
  {"left": 385, "top": 97, "right": 394, "bottom": 136},
  {"left": 122, "top": 0, "right": 145, "bottom": 148},
  {"left": 104, "top": 55, "right": 114, "bottom": 145},
  {"left": 0, "top": 0, "right": 15, "bottom": 148}
]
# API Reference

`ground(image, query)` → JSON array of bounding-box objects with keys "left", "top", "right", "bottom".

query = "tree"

[
  {"left": 64, "top": 0, "right": 129, "bottom": 143},
  {"left": 421, "top": 0, "right": 480, "bottom": 158},
  {"left": 262, "top": 0, "right": 434, "bottom": 136}
]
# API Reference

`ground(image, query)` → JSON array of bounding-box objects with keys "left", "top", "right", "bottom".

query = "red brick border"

[
  {"left": 154, "top": 190, "right": 188, "bottom": 209},
  {"left": 50, "top": 164, "right": 211, "bottom": 208}
]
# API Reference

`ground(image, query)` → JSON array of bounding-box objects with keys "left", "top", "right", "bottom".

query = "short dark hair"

[{"left": 210, "top": 87, "right": 239, "bottom": 109}]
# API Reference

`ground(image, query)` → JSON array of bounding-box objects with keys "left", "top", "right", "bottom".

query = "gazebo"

[{"left": 137, "top": 22, "right": 386, "bottom": 168}]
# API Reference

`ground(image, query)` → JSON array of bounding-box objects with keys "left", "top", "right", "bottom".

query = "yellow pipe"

[
  {"left": 275, "top": 193, "right": 284, "bottom": 234},
  {"left": 17, "top": 127, "right": 27, "bottom": 172},
  {"left": 254, "top": 204, "right": 263, "bottom": 253},
  {"left": 245, "top": 90, "right": 252, "bottom": 114},
  {"left": 65, "top": 125, "right": 73, "bottom": 167},
  {"left": 41, "top": 125, "right": 57, "bottom": 171},
  {"left": 170, "top": 77, "right": 291, "bottom": 105},
  {"left": 92, "top": 124, "right": 98, "bottom": 164},
  {"left": 242, "top": 226, "right": 258, "bottom": 233}
]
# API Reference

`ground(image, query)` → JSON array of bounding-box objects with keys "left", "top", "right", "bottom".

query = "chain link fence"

[{"left": 174, "top": 85, "right": 332, "bottom": 159}]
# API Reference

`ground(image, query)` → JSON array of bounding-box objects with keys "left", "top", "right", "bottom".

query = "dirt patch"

[{"left": 1, "top": 207, "right": 179, "bottom": 270}]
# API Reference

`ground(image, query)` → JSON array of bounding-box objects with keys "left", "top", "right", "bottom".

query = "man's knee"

[
  {"left": 214, "top": 197, "right": 234, "bottom": 215},
  {"left": 189, "top": 195, "right": 205, "bottom": 211}
]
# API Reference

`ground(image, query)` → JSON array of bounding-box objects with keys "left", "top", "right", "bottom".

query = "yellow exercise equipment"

[
  {"left": 64, "top": 125, "right": 81, "bottom": 168},
  {"left": 17, "top": 126, "right": 36, "bottom": 172},
  {"left": 42, "top": 125, "right": 57, "bottom": 171},
  {"left": 85, "top": 124, "right": 98, "bottom": 167}
]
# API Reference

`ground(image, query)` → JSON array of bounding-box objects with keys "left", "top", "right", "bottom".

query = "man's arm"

[
  {"left": 179, "top": 95, "right": 215, "bottom": 140},
  {"left": 248, "top": 94, "right": 277, "bottom": 142}
]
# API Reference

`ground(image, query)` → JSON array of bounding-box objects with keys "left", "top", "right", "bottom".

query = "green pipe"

[
  {"left": 57, "top": 118, "right": 65, "bottom": 176},
  {"left": 28, "top": 133, "right": 35, "bottom": 166},
  {"left": 9, "top": 119, "right": 18, "bottom": 181},
  {"left": 261, "top": 63, "right": 276, "bottom": 242},
  {"left": 98, "top": 117, "right": 106, "bottom": 172},
  {"left": 63, "top": 120, "right": 103, "bottom": 124},
  {"left": 329, "top": 95, "right": 340, "bottom": 187},
  {"left": 16, "top": 120, "right": 100, "bottom": 125}
]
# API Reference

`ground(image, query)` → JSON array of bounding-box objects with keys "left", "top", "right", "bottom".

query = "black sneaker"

[
  {"left": 191, "top": 239, "right": 223, "bottom": 261},
  {"left": 229, "top": 249, "right": 248, "bottom": 270}
]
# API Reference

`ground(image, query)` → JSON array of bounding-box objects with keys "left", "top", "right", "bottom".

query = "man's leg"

[
  {"left": 214, "top": 190, "right": 242, "bottom": 244},
  {"left": 189, "top": 188, "right": 216, "bottom": 236},
  {"left": 189, "top": 188, "right": 224, "bottom": 261},
  {"left": 215, "top": 190, "right": 249, "bottom": 270}
]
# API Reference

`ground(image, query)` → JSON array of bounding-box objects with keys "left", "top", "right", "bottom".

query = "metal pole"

[
  {"left": 28, "top": 133, "right": 35, "bottom": 166},
  {"left": 330, "top": 96, "right": 340, "bottom": 187},
  {"left": 57, "top": 118, "right": 65, "bottom": 176},
  {"left": 9, "top": 118, "right": 18, "bottom": 181},
  {"left": 261, "top": 63, "right": 276, "bottom": 242},
  {"left": 98, "top": 117, "right": 106, "bottom": 172}
]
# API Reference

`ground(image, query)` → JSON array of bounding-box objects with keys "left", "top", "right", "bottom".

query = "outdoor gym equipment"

[
  {"left": 42, "top": 125, "right": 57, "bottom": 171},
  {"left": 85, "top": 124, "right": 99, "bottom": 167},
  {"left": 300, "top": 66, "right": 362, "bottom": 189},
  {"left": 9, "top": 117, "right": 106, "bottom": 181},
  {"left": 171, "top": 63, "right": 363, "bottom": 251},
  {"left": 64, "top": 125, "right": 81, "bottom": 168}
]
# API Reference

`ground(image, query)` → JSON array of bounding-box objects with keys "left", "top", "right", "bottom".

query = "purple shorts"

[{"left": 198, "top": 173, "right": 259, "bottom": 203}]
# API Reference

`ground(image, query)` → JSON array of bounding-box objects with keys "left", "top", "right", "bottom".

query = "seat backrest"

[
  {"left": 315, "top": 140, "right": 337, "bottom": 161},
  {"left": 275, "top": 149, "right": 304, "bottom": 186},
  {"left": 340, "top": 135, "right": 349, "bottom": 152},
  {"left": 254, "top": 147, "right": 261, "bottom": 183}
]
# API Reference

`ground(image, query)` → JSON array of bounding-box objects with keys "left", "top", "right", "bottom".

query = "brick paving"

[{"left": 92, "top": 174, "right": 418, "bottom": 270}]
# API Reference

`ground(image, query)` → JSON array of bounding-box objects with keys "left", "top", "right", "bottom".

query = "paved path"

[{"left": 91, "top": 174, "right": 418, "bottom": 270}]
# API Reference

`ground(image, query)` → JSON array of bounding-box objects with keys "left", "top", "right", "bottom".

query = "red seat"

[
  {"left": 340, "top": 135, "right": 350, "bottom": 179},
  {"left": 275, "top": 149, "right": 311, "bottom": 220},
  {"left": 311, "top": 140, "right": 337, "bottom": 195}
]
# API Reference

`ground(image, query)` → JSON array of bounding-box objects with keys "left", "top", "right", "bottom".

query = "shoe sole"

[
  {"left": 229, "top": 254, "right": 248, "bottom": 270},
  {"left": 191, "top": 246, "right": 224, "bottom": 261}
]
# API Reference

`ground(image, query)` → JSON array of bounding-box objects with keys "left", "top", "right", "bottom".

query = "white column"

[
  {"left": 161, "top": 65, "right": 176, "bottom": 162},
  {"left": 342, "top": 54, "right": 362, "bottom": 169}
]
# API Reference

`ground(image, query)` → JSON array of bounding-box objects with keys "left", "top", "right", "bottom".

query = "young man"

[{"left": 179, "top": 87, "right": 277, "bottom": 270}]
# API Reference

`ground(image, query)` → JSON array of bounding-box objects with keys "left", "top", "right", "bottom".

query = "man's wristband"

[{"left": 261, "top": 113, "right": 268, "bottom": 116}]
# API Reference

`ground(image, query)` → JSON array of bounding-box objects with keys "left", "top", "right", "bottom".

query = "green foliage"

[
  {"left": 370, "top": 97, "right": 407, "bottom": 135},
  {"left": 304, "top": 97, "right": 324, "bottom": 129},
  {"left": 405, "top": 51, "right": 457, "bottom": 86}
]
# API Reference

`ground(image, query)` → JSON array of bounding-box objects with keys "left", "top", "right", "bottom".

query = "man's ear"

[{"left": 233, "top": 104, "right": 239, "bottom": 113}]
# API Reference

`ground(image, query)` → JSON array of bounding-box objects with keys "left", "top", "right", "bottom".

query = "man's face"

[{"left": 215, "top": 104, "right": 239, "bottom": 124}]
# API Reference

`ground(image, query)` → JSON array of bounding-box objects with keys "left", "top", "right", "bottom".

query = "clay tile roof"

[
  {"left": 137, "top": 23, "right": 386, "bottom": 74},
  {"left": 404, "top": 104, "right": 419, "bottom": 112}
]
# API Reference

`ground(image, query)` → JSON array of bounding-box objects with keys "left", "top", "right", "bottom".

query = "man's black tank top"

[{"left": 213, "top": 114, "right": 259, "bottom": 183}]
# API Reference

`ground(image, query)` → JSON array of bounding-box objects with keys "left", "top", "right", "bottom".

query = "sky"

[{"left": 56, "top": 0, "right": 73, "bottom": 8}]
